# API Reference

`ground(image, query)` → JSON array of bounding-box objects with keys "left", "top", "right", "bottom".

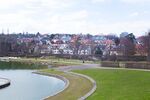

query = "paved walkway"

[
  {"left": 51, "top": 64, "right": 99, "bottom": 100},
  {"left": 56, "top": 63, "right": 150, "bottom": 72}
]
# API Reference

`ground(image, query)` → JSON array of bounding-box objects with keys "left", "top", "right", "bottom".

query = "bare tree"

[
  {"left": 120, "top": 33, "right": 136, "bottom": 56},
  {"left": 139, "top": 32, "right": 150, "bottom": 61},
  {"left": 147, "top": 32, "right": 150, "bottom": 61}
]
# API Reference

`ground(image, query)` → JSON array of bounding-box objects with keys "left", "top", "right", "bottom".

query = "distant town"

[{"left": 0, "top": 31, "right": 149, "bottom": 61}]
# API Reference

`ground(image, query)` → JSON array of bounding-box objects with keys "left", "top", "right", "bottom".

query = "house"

[
  {"left": 40, "top": 45, "right": 51, "bottom": 54},
  {"left": 78, "top": 45, "right": 91, "bottom": 55},
  {"left": 59, "top": 44, "right": 69, "bottom": 50},
  {"left": 92, "top": 35, "right": 107, "bottom": 44},
  {"left": 120, "top": 32, "right": 129, "bottom": 38},
  {"left": 34, "top": 45, "right": 41, "bottom": 54},
  {"left": 61, "top": 35, "right": 71, "bottom": 43},
  {"left": 63, "top": 48, "right": 74, "bottom": 55},
  {"left": 52, "top": 49, "right": 60, "bottom": 54}
]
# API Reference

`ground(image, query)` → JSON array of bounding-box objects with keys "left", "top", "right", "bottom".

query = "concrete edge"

[
  {"left": 0, "top": 78, "right": 11, "bottom": 89},
  {"left": 67, "top": 71, "right": 97, "bottom": 100},
  {"left": 32, "top": 71, "right": 70, "bottom": 100}
]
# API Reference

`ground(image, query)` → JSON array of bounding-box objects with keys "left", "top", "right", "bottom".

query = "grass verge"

[
  {"left": 74, "top": 68, "right": 150, "bottom": 100},
  {"left": 8, "top": 57, "right": 87, "bottom": 67},
  {"left": 41, "top": 69, "right": 93, "bottom": 100}
]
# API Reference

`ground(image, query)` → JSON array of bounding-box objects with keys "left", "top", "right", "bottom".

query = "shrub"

[
  {"left": 101, "top": 61, "right": 119, "bottom": 67},
  {"left": 101, "top": 61, "right": 150, "bottom": 69}
]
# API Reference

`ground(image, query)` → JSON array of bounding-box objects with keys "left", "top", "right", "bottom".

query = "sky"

[{"left": 0, "top": 0, "right": 150, "bottom": 36}]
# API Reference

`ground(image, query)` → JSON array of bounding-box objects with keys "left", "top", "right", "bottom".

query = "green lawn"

[
  {"left": 74, "top": 69, "right": 150, "bottom": 100},
  {"left": 9, "top": 57, "right": 94, "bottom": 67}
]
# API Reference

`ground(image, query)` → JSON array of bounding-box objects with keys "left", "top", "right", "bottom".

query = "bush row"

[
  {"left": 0, "top": 61, "right": 47, "bottom": 69},
  {"left": 101, "top": 61, "right": 150, "bottom": 69}
]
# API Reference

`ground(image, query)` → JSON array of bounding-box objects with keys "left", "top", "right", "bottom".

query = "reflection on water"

[
  {"left": 0, "top": 70, "right": 65, "bottom": 100},
  {"left": 0, "top": 61, "right": 47, "bottom": 69}
]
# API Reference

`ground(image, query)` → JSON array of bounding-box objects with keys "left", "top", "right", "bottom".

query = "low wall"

[
  {"left": 116, "top": 55, "right": 147, "bottom": 61},
  {"left": 125, "top": 62, "right": 150, "bottom": 69},
  {"left": 101, "top": 61, "right": 119, "bottom": 67}
]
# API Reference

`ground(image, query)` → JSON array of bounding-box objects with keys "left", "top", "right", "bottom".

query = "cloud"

[
  {"left": 0, "top": 0, "right": 149, "bottom": 36},
  {"left": 130, "top": 12, "right": 139, "bottom": 17},
  {"left": 91, "top": 0, "right": 106, "bottom": 3},
  {"left": 60, "top": 10, "right": 89, "bottom": 21},
  {"left": 0, "top": 0, "right": 76, "bottom": 32},
  {"left": 0, "top": 8, "right": 89, "bottom": 33},
  {"left": 36, "top": 10, "right": 89, "bottom": 33},
  {"left": 89, "top": 20, "right": 150, "bottom": 36},
  {"left": 120, "top": 0, "right": 150, "bottom": 3},
  {"left": 0, "top": 0, "right": 27, "bottom": 7},
  {"left": 129, "top": 11, "right": 150, "bottom": 18}
]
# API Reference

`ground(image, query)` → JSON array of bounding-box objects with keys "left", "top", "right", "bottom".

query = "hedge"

[{"left": 101, "top": 61, "right": 150, "bottom": 69}]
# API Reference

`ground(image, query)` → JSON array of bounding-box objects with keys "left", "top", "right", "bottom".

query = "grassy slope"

[
  {"left": 10, "top": 57, "right": 92, "bottom": 67},
  {"left": 74, "top": 69, "right": 150, "bottom": 100},
  {"left": 41, "top": 69, "right": 93, "bottom": 100}
]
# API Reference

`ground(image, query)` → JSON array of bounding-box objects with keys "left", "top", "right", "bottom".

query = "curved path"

[
  {"left": 57, "top": 63, "right": 150, "bottom": 72},
  {"left": 68, "top": 71, "right": 96, "bottom": 100},
  {"left": 47, "top": 64, "right": 99, "bottom": 100},
  {"left": 39, "top": 64, "right": 99, "bottom": 100},
  {"left": 43, "top": 69, "right": 94, "bottom": 100}
]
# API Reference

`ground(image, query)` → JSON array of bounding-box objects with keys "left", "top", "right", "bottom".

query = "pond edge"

[{"left": 33, "top": 71, "right": 70, "bottom": 100}]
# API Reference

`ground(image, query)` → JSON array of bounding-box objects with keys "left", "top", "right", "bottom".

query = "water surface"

[{"left": 0, "top": 70, "right": 65, "bottom": 100}]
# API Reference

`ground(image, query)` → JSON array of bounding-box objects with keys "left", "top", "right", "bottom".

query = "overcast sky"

[{"left": 0, "top": 0, "right": 150, "bottom": 36}]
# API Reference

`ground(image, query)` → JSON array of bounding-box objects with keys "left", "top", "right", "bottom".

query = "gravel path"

[
  {"left": 56, "top": 63, "right": 150, "bottom": 72},
  {"left": 52, "top": 64, "right": 99, "bottom": 100}
]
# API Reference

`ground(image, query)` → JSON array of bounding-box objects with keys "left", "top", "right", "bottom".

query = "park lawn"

[
  {"left": 9, "top": 57, "right": 85, "bottom": 67},
  {"left": 41, "top": 69, "right": 93, "bottom": 100},
  {"left": 2, "top": 56, "right": 99, "bottom": 67},
  {"left": 74, "top": 69, "right": 150, "bottom": 100}
]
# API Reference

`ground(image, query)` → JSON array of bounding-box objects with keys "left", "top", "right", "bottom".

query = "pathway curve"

[
  {"left": 56, "top": 63, "right": 150, "bottom": 72},
  {"left": 51, "top": 64, "right": 99, "bottom": 100}
]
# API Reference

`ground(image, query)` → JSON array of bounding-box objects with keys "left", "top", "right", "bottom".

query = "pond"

[{"left": 0, "top": 70, "right": 65, "bottom": 100}]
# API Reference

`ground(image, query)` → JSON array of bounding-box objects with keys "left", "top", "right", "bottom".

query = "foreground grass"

[
  {"left": 41, "top": 69, "right": 93, "bottom": 100},
  {"left": 74, "top": 69, "right": 150, "bottom": 100}
]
